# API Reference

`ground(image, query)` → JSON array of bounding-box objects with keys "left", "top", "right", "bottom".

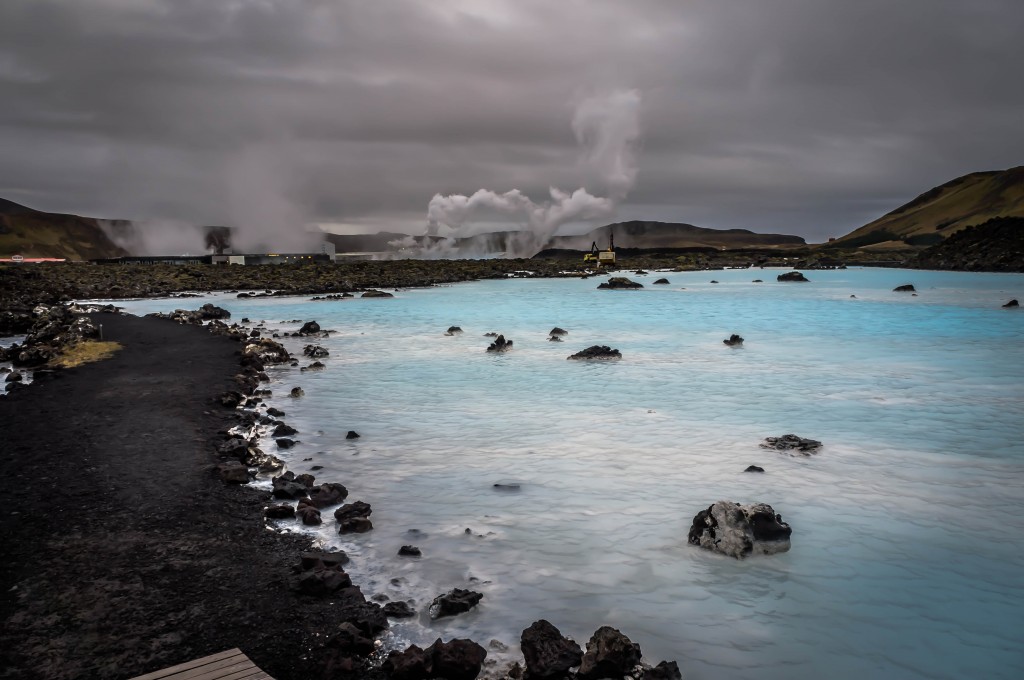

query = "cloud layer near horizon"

[{"left": 2, "top": 0, "right": 1023, "bottom": 245}]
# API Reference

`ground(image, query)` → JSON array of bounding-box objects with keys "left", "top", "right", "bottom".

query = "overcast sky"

[{"left": 2, "top": 0, "right": 1023, "bottom": 245}]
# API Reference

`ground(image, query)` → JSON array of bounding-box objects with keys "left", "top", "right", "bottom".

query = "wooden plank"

[
  {"left": 128, "top": 649, "right": 273, "bottom": 680},
  {"left": 129, "top": 650, "right": 245, "bottom": 680}
]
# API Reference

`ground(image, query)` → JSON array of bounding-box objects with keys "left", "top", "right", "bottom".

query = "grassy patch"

[{"left": 49, "top": 341, "right": 123, "bottom": 368}]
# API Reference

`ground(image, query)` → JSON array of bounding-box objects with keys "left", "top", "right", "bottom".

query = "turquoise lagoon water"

[{"left": 114, "top": 268, "right": 1024, "bottom": 680}]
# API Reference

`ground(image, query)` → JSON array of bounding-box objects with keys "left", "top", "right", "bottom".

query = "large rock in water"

[
  {"left": 760, "top": 434, "right": 822, "bottom": 454},
  {"left": 688, "top": 501, "right": 792, "bottom": 558},
  {"left": 567, "top": 346, "right": 621, "bottom": 361},
  {"left": 598, "top": 277, "right": 644, "bottom": 289},
  {"left": 777, "top": 271, "right": 809, "bottom": 282},
  {"left": 576, "top": 627, "right": 643, "bottom": 680},
  {"left": 428, "top": 588, "right": 482, "bottom": 619},
  {"left": 521, "top": 619, "right": 583, "bottom": 680},
  {"left": 383, "top": 638, "right": 487, "bottom": 680},
  {"left": 486, "top": 335, "right": 513, "bottom": 352}
]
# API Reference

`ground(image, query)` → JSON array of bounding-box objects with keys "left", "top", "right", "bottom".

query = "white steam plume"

[{"left": 425, "top": 89, "right": 641, "bottom": 258}]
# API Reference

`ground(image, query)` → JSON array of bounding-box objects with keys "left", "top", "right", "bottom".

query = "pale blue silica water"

[{"left": 115, "top": 268, "right": 1024, "bottom": 680}]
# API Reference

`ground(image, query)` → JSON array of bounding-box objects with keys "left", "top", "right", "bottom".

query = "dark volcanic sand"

[{"left": 0, "top": 314, "right": 333, "bottom": 680}]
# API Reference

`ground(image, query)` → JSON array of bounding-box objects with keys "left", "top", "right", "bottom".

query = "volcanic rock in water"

[
  {"left": 744, "top": 465, "right": 765, "bottom": 473},
  {"left": 723, "top": 334, "right": 744, "bottom": 346},
  {"left": 567, "top": 345, "right": 621, "bottom": 360},
  {"left": 653, "top": 278, "right": 670, "bottom": 284},
  {"left": 428, "top": 588, "right": 483, "bottom": 619},
  {"left": 760, "top": 434, "right": 822, "bottom": 454},
  {"left": 289, "top": 387, "right": 304, "bottom": 398},
  {"left": 336, "top": 501, "right": 373, "bottom": 534},
  {"left": 272, "top": 423, "right": 297, "bottom": 437},
  {"left": 346, "top": 430, "right": 360, "bottom": 439},
  {"left": 383, "top": 601, "right": 416, "bottom": 618},
  {"left": 296, "top": 501, "right": 323, "bottom": 525},
  {"left": 362, "top": 289, "right": 394, "bottom": 298},
  {"left": 383, "top": 638, "right": 486, "bottom": 680},
  {"left": 576, "top": 627, "right": 642, "bottom": 680},
  {"left": 688, "top": 501, "right": 792, "bottom": 558},
  {"left": 197, "top": 303, "right": 231, "bottom": 320},
  {"left": 275, "top": 438, "right": 296, "bottom": 449},
  {"left": 1004, "top": 299, "right": 1019, "bottom": 308},
  {"left": 298, "top": 320, "right": 321, "bottom": 335},
  {"left": 520, "top": 619, "right": 583, "bottom": 680},
  {"left": 548, "top": 335, "right": 563, "bottom": 342},
  {"left": 308, "top": 482, "right": 349, "bottom": 508},
  {"left": 398, "top": 545, "right": 422, "bottom": 557},
  {"left": 777, "top": 271, "right": 809, "bottom": 282},
  {"left": 710, "top": 280, "right": 719, "bottom": 284},
  {"left": 5, "top": 372, "right": 23, "bottom": 383},
  {"left": 486, "top": 335, "right": 513, "bottom": 352},
  {"left": 430, "top": 638, "right": 488, "bottom": 680},
  {"left": 445, "top": 326, "right": 464, "bottom": 335},
  {"left": 383, "top": 644, "right": 431, "bottom": 680},
  {"left": 483, "top": 332, "right": 498, "bottom": 337},
  {"left": 752, "top": 279, "right": 763, "bottom": 283},
  {"left": 549, "top": 327, "right": 568, "bottom": 336},
  {"left": 272, "top": 471, "right": 310, "bottom": 499},
  {"left": 303, "top": 344, "right": 329, "bottom": 358},
  {"left": 643, "top": 661, "right": 683, "bottom": 680},
  {"left": 242, "top": 338, "right": 290, "bottom": 364},
  {"left": 597, "top": 277, "right": 644, "bottom": 289},
  {"left": 894, "top": 284, "right": 916, "bottom": 292}
]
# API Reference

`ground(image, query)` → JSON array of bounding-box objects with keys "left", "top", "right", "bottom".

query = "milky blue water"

[{"left": 112, "top": 267, "right": 1024, "bottom": 680}]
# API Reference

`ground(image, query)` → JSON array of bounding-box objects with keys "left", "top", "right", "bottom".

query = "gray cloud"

[{"left": 1, "top": 0, "right": 1022, "bottom": 247}]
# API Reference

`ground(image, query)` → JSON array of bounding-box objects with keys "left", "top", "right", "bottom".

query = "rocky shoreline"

[{"left": 0, "top": 301, "right": 684, "bottom": 680}]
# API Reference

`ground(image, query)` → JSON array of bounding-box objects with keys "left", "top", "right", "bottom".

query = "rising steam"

[{"left": 421, "top": 89, "right": 641, "bottom": 258}]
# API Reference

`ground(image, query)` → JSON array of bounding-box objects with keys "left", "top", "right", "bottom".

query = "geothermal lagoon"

[{"left": 114, "top": 267, "right": 1024, "bottom": 680}]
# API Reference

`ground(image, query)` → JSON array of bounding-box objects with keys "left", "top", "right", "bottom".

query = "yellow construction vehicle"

[{"left": 583, "top": 231, "right": 616, "bottom": 266}]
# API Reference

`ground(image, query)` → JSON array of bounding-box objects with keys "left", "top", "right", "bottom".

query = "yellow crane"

[{"left": 583, "top": 231, "right": 616, "bottom": 266}]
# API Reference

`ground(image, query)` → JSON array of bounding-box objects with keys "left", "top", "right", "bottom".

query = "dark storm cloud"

[{"left": 1, "top": 0, "right": 1022, "bottom": 245}]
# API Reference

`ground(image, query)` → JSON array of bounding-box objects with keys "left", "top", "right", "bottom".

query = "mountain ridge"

[{"left": 831, "top": 166, "right": 1024, "bottom": 248}]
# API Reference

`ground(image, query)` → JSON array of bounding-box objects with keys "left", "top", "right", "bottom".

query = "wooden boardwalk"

[{"left": 128, "top": 648, "right": 273, "bottom": 680}]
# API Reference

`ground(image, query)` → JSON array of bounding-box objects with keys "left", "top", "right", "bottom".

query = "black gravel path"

[{"left": 0, "top": 314, "right": 329, "bottom": 680}]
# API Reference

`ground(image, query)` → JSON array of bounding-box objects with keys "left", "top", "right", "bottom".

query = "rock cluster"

[
  {"left": 519, "top": 620, "right": 680, "bottom": 680},
  {"left": 598, "top": 277, "right": 643, "bottom": 289},
  {"left": 2, "top": 304, "right": 102, "bottom": 366},
  {"left": 688, "top": 501, "right": 792, "bottom": 558},
  {"left": 723, "top": 334, "right": 744, "bottom": 346},
  {"left": 335, "top": 501, "right": 373, "bottom": 534},
  {"left": 382, "top": 638, "right": 487, "bottom": 680},
  {"left": 567, "top": 345, "right": 621, "bottom": 360},
  {"left": 777, "top": 271, "right": 809, "bottom": 282},
  {"left": 486, "top": 335, "right": 513, "bottom": 352},
  {"left": 760, "top": 434, "right": 822, "bottom": 454}
]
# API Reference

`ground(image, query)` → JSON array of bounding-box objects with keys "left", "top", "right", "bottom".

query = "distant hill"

[
  {"left": 910, "top": 216, "right": 1024, "bottom": 272},
  {"left": 831, "top": 166, "right": 1024, "bottom": 248},
  {"left": 0, "top": 199, "right": 129, "bottom": 260},
  {"left": 546, "top": 220, "right": 806, "bottom": 250}
]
